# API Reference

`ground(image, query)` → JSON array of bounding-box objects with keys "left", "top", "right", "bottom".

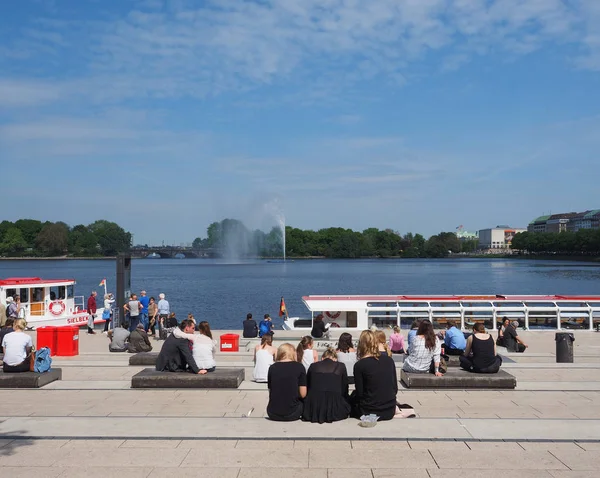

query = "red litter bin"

[
  {"left": 56, "top": 326, "right": 79, "bottom": 356},
  {"left": 220, "top": 333, "right": 239, "bottom": 352},
  {"left": 36, "top": 326, "right": 57, "bottom": 356}
]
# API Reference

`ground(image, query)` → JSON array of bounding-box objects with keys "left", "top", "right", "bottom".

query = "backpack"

[{"left": 34, "top": 347, "right": 52, "bottom": 373}]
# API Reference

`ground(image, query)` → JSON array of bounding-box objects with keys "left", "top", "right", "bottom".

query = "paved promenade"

[{"left": 1, "top": 329, "right": 600, "bottom": 477}]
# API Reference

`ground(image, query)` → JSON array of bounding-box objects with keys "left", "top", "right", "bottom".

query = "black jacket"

[
  {"left": 155, "top": 334, "right": 199, "bottom": 373},
  {"left": 243, "top": 319, "right": 258, "bottom": 338}
]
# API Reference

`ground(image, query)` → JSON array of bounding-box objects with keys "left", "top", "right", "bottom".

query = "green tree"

[
  {"left": 69, "top": 224, "right": 99, "bottom": 256},
  {"left": 88, "top": 220, "right": 131, "bottom": 256},
  {"left": 36, "top": 222, "right": 70, "bottom": 256},
  {"left": 0, "top": 228, "right": 27, "bottom": 256},
  {"left": 14, "top": 219, "right": 44, "bottom": 249}
]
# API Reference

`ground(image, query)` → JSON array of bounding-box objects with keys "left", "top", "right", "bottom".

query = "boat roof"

[
  {"left": 0, "top": 277, "right": 75, "bottom": 287},
  {"left": 303, "top": 294, "right": 600, "bottom": 302}
]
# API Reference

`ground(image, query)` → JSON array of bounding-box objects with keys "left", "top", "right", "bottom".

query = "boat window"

[
  {"left": 559, "top": 310, "right": 589, "bottom": 330},
  {"left": 398, "top": 302, "right": 429, "bottom": 308},
  {"left": 528, "top": 310, "right": 557, "bottom": 330},
  {"left": 50, "top": 286, "right": 66, "bottom": 301},
  {"left": 461, "top": 302, "right": 493, "bottom": 308},
  {"left": 31, "top": 287, "right": 44, "bottom": 303},
  {"left": 368, "top": 310, "right": 397, "bottom": 328},
  {"left": 493, "top": 302, "right": 524, "bottom": 308},
  {"left": 17, "top": 288, "right": 29, "bottom": 303},
  {"left": 429, "top": 302, "right": 460, "bottom": 308},
  {"left": 524, "top": 302, "right": 556, "bottom": 308},
  {"left": 346, "top": 311, "right": 358, "bottom": 328},
  {"left": 556, "top": 302, "right": 587, "bottom": 308},
  {"left": 367, "top": 302, "right": 397, "bottom": 308},
  {"left": 67, "top": 285, "right": 74, "bottom": 298},
  {"left": 5, "top": 288, "right": 16, "bottom": 300},
  {"left": 463, "top": 311, "right": 494, "bottom": 330},
  {"left": 588, "top": 302, "right": 600, "bottom": 308}
]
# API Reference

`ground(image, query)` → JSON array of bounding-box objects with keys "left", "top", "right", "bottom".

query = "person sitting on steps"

[
  {"left": 403, "top": 320, "right": 443, "bottom": 376},
  {"left": 128, "top": 323, "right": 153, "bottom": 353},
  {"left": 496, "top": 317, "right": 510, "bottom": 346},
  {"left": 2, "top": 318, "right": 33, "bottom": 373},
  {"left": 440, "top": 320, "right": 466, "bottom": 355},
  {"left": 460, "top": 323, "right": 503, "bottom": 373},
  {"left": 503, "top": 320, "right": 528, "bottom": 353},
  {"left": 108, "top": 323, "right": 130, "bottom": 352},
  {"left": 389, "top": 326, "right": 406, "bottom": 354},
  {"left": 243, "top": 313, "right": 259, "bottom": 338},
  {"left": 156, "top": 319, "right": 202, "bottom": 374},
  {"left": 297, "top": 336, "right": 319, "bottom": 372},
  {"left": 267, "top": 343, "right": 307, "bottom": 421}
]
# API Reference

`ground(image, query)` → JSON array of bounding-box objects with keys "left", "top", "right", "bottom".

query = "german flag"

[{"left": 279, "top": 297, "right": 288, "bottom": 318}]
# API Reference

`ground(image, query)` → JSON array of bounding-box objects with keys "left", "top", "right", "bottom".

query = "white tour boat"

[
  {"left": 0, "top": 277, "right": 105, "bottom": 328},
  {"left": 283, "top": 295, "right": 600, "bottom": 332}
]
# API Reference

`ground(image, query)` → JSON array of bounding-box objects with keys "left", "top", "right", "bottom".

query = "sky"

[{"left": 1, "top": 0, "right": 600, "bottom": 246}]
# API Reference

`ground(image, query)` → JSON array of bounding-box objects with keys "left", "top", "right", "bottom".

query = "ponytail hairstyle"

[
  {"left": 296, "top": 336, "right": 313, "bottom": 362},
  {"left": 393, "top": 325, "right": 401, "bottom": 334},
  {"left": 198, "top": 321, "right": 212, "bottom": 339},
  {"left": 322, "top": 347, "right": 338, "bottom": 361},
  {"left": 473, "top": 322, "right": 486, "bottom": 333},
  {"left": 375, "top": 330, "right": 392, "bottom": 357},
  {"left": 416, "top": 319, "right": 437, "bottom": 351},
  {"left": 260, "top": 333, "right": 273, "bottom": 348}
]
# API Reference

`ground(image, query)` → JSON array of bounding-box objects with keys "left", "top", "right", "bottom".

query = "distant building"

[
  {"left": 478, "top": 226, "right": 527, "bottom": 250},
  {"left": 455, "top": 226, "right": 478, "bottom": 241},
  {"left": 528, "top": 210, "right": 600, "bottom": 233}
]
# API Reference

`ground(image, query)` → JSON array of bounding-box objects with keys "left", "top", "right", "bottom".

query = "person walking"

[
  {"left": 102, "top": 293, "right": 115, "bottom": 334},
  {"left": 87, "top": 291, "right": 98, "bottom": 335},
  {"left": 139, "top": 290, "right": 150, "bottom": 331}
]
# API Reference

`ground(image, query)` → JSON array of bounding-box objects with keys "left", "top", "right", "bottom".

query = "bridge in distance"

[{"left": 130, "top": 246, "right": 224, "bottom": 258}]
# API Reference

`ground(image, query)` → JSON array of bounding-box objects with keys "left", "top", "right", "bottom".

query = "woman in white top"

[
  {"left": 297, "top": 336, "right": 318, "bottom": 372},
  {"left": 193, "top": 321, "right": 217, "bottom": 374},
  {"left": 336, "top": 332, "right": 357, "bottom": 384},
  {"left": 253, "top": 333, "right": 277, "bottom": 382},
  {"left": 2, "top": 318, "right": 33, "bottom": 373},
  {"left": 103, "top": 293, "right": 115, "bottom": 333}
]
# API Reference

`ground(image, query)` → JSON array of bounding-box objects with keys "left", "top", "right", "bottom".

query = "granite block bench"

[
  {"left": 400, "top": 368, "right": 516, "bottom": 389},
  {"left": 131, "top": 368, "right": 245, "bottom": 389},
  {"left": 129, "top": 352, "right": 159, "bottom": 366},
  {"left": 0, "top": 368, "right": 62, "bottom": 388}
]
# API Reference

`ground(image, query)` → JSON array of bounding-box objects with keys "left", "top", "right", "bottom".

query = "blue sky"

[{"left": 2, "top": 0, "right": 600, "bottom": 245}]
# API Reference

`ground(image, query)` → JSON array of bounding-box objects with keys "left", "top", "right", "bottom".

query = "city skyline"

[{"left": 2, "top": 1, "right": 599, "bottom": 245}]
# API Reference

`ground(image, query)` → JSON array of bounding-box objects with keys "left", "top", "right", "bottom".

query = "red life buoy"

[
  {"left": 49, "top": 301, "right": 66, "bottom": 316},
  {"left": 329, "top": 322, "right": 340, "bottom": 328},
  {"left": 325, "top": 311, "right": 341, "bottom": 319}
]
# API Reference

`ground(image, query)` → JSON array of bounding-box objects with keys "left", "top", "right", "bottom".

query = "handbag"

[{"left": 102, "top": 308, "right": 111, "bottom": 320}]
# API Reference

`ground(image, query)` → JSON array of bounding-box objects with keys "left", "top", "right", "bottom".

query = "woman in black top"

[
  {"left": 302, "top": 348, "right": 351, "bottom": 423},
  {"left": 460, "top": 323, "right": 502, "bottom": 373},
  {"left": 311, "top": 314, "right": 329, "bottom": 339},
  {"left": 267, "top": 343, "right": 307, "bottom": 421},
  {"left": 351, "top": 330, "right": 399, "bottom": 421}
]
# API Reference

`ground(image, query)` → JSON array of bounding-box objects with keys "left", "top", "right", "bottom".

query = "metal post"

[{"left": 116, "top": 254, "right": 131, "bottom": 329}]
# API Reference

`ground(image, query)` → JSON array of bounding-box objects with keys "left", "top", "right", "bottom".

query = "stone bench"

[
  {"left": 0, "top": 368, "right": 62, "bottom": 388},
  {"left": 129, "top": 352, "right": 159, "bottom": 366},
  {"left": 400, "top": 368, "right": 516, "bottom": 389},
  {"left": 131, "top": 368, "right": 245, "bottom": 389}
]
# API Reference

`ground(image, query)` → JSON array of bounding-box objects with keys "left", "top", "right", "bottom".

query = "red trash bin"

[
  {"left": 56, "top": 326, "right": 79, "bottom": 356},
  {"left": 220, "top": 333, "right": 239, "bottom": 352},
  {"left": 36, "top": 326, "right": 57, "bottom": 356}
]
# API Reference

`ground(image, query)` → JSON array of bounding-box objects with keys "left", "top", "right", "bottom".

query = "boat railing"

[{"left": 73, "top": 296, "right": 85, "bottom": 313}]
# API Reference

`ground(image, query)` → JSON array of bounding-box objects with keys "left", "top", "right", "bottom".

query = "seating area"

[
  {"left": 128, "top": 352, "right": 159, "bottom": 366},
  {"left": 0, "top": 368, "right": 62, "bottom": 388},
  {"left": 131, "top": 367, "right": 245, "bottom": 389},
  {"left": 400, "top": 368, "right": 516, "bottom": 389}
]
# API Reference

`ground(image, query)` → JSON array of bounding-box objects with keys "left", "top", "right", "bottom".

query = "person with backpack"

[
  {"left": 259, "top": 314, "right": 274, "bottom": 338},
  {"left": 6, "top": 297, "right": 18, "bottom": 321}
]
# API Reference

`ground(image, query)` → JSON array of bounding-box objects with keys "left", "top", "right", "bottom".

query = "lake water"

[{"left": 2, "top": 258, "right": 600, "bottom": 329}]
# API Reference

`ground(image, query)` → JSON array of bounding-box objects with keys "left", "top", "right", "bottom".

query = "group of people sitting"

[
  {"left": 265, "top": 330, "right": 415, "bottom": 423},
  {"left": 242, "top": 313, "right": 275, "bottom": 338},
  {"left": 153, "top": 319, "right": 217, "bottom": 375}
]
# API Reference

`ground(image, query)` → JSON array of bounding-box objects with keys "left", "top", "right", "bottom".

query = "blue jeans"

[
  {"left": 141, "top": 312, "right": 149, "bottom": 331},
  {"left": 129, "top": 315, "right": 140, "bottom": 332}
]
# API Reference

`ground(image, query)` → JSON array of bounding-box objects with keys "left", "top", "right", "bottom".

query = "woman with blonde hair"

[
  {"left": 351, "top": 330, "right": 398, "bottom": 421},
  {"left": 302, "top": 347, "right": 350, "bottom": 423},
  {"left": 267, "top": 343, "right": 307, "bottom": 421},
  {"left": 375, "top": 330, "right": 392, "bottom": 357},
  {"left": 297, "top": 336, "right": 319, "bottom": 372},
  {"left": 253, "top": 333, "right": 277, "bottom": 383},
  {"left": 389, "top": 325, "right": 405, "bottom": 354},
  {"left": 2, "top": 318, "right": 33, "bottom": 373}
]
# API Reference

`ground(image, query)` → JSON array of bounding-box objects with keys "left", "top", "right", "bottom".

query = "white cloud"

[{"left": 1, "top": 0, "right": 598, "bottom": 103}]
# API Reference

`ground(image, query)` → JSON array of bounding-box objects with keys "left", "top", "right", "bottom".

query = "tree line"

[
  {"left": 0, "top": 219, "right": 132, "bottom": 257},
  {"left": 192, "top": 219, "right": 479, "bottom": 258},
  {"left": 511, "top": 230, "right": 600, "bottom": 255}
]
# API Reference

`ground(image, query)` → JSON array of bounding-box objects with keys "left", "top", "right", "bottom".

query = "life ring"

[
  {"left": 49, "top": 301, "right": 66, "bottom": 316},
  {"left": 325, "top": 311, "right": 341, "bottom": 319},
  {"left": 329, "top": 322, "right": 340, "bottom": 328}
]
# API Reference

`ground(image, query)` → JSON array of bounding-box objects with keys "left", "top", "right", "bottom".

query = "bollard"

[{"left": 555, "top": 332, "right": 575, "bottom": 363}]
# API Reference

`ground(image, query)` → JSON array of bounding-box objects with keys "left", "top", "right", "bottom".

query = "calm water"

[{"left": 2, "top": 258, "right": 600, "bottom": 329}]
